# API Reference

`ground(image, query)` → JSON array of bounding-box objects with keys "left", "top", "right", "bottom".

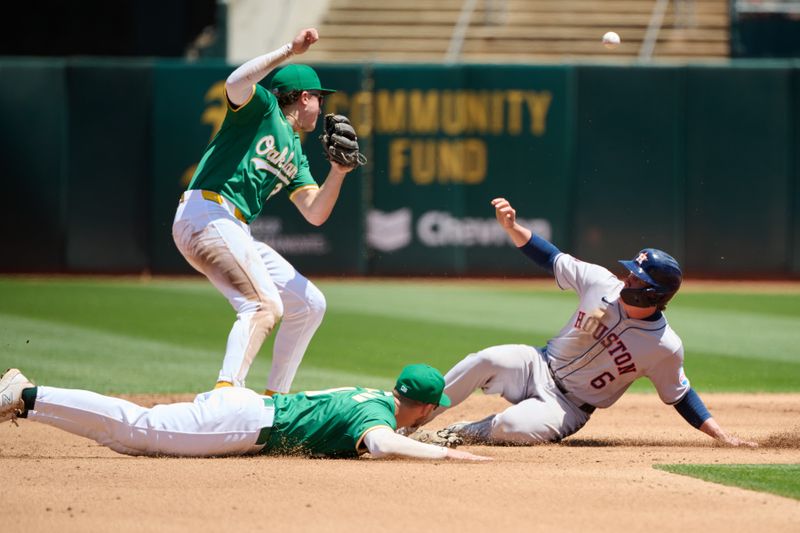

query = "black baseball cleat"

[{"left": 0, "top": 368, "right": 33, "bottom": 425}]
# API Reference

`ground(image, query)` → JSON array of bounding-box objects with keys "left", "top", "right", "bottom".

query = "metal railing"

[
  {"left": 445, "top": 0, "right": 479, "bottom": 64},
  {"left": 638, "top": 0, "right": 671, "bottom": 62}
]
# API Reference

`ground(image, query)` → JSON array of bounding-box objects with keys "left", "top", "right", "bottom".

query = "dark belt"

[
  {"left": 548, "top": 365, "right": 596, "bottom": 415},
  {"left": 256, "top": 396, "right": 274, "bottom": 446}
]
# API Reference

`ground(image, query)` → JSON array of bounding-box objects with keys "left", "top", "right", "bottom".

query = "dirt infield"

[{"left": 2, "top": 393, "right": 799, "bottom": 532}]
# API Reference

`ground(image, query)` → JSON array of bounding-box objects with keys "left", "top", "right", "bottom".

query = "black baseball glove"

[{"left": 320, "top": 114, "right": 367, "bottom": 168}]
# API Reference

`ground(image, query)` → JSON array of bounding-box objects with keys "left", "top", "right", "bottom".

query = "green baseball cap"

[
  {"left": 395, "top": 364, "right": 451, "bottom": 407},
  {"left": 268, "top": 64, "right": 335, "bottom": 95}
]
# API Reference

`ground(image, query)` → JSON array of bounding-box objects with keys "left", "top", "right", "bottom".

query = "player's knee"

[
  {"left": 469, "top": 350, "right": 495, "bottom": 368},
  {"left": 450, "top": 350, "right": 513, "bottom": 397},
  {"left": 470, "top": 348, "right": 512, "bottom": 373},
  {"left": 252, "top": 298, "right": 282, "bottom": 332},
  {"left": 288, "top": 284, "right": 325, "bottom": 327},
  {"left": 305, "top": 284, "right": 326, "bottom": 322}
]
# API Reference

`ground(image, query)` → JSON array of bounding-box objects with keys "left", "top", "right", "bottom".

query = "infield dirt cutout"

[{"left": 2, "top": 393, "right": 799, "bottom": 532}]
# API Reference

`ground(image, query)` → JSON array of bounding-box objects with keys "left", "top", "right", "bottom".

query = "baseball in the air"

[{"left": 602, "top": 31, "right": 621, "bottom": 49}]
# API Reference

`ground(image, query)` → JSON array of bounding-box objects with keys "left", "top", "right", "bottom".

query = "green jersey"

[
  {"left": 263, "top": 387, "right": 397, "bottom": 458},
  {"left": 188, "top": 84, "right": 318, "bottom": 223}
]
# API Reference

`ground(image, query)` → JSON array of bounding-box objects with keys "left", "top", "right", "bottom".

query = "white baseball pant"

[
  {"left": 436, "top": 344, "right": 592, "bottom": 443},
  {"left": 172, "top": 190, "right": 326, "bottom": 392},
  {"left": 28, "top": 386, "right": 274, "bottom": 457}
]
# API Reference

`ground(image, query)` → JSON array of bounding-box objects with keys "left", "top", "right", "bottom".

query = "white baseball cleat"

[{"left": 0, "top": 368, "right": 33, "bottom": 424}]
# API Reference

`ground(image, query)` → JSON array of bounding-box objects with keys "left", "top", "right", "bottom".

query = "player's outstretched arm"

[
  {"left": 492, "top": 197, "right": 561, "bottom": 274},
  {"left": 674, "top": 388, "right": 758, "bottom": 447},
  {"left": 363, "top": 427, "right": 490, "bottom": 461},
  {"left": 225, "top": 28, "right": 320, "bottom": 107},
  {"left": 698, "top": 418, "right": 759, "bottom": 448},
  {"left": 291, "top": 165, "right": 351, "bottom": 226}
]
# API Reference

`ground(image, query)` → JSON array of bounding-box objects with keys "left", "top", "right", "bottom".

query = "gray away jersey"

[{"left": 546, "top": 253, "right": 689, "bottom": 408}]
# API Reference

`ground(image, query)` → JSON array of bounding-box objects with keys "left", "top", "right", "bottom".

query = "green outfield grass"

[
  {"left": 655, "top": 464, "right": 800, "bottom": 500},
  {"left": 0, "top": 277, "right": 798, "bottom": 394}
]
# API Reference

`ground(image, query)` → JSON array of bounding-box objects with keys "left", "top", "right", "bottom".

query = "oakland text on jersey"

[{"left": 252, "top": 134, "right": 299, "bottom": 185}]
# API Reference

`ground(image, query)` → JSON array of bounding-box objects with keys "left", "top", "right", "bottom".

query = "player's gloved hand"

[
  {"left": 320, "top": 114, "right": 367, "bottom": 168},
  {"left": 408, "top": 427, "right": 464, "bottom": 448}
]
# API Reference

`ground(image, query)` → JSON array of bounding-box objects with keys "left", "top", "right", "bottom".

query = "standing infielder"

[
  {"left": 414, "top": 198, "right": 757, "bottom": 448},
  {"left": 0, "top": 365, "right": 488, "bottom": 461},
  {"left": 173, "top": 28, "right": 365, "bottom": 394}
]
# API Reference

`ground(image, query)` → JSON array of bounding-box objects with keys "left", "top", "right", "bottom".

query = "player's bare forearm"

[
  {"left": 491, "top": 197, "right": 532, "bottom": 247},
  {"left": 292, "top": 168, "right": 347, "bottom": 226},
  {"left": 506, "top": 222, "right": 532, "bottom": 247},
  {"left": 364, "top": 428, "right": 490, "bottom": 461},
  {"left": 699, "top": 417, "right": 758, "bottom": 448}
]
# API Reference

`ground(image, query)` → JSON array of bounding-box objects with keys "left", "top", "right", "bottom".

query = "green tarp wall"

[{"left": 1, "top": 59, "right": 797, "bottom": 277}]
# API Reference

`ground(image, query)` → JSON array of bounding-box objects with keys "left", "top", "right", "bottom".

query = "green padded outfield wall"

[
  {"left": 1, "top": 60, "right": 799, "bottom": 277},
  {"left": 685, "top": 65, "right": 794, "bottom": 275},
  {"left": 65, "top": 60, "right": 152, "bottom": 272},
  {"left": 0, "top": 60, "right": 68, "bottom": 272},
  {"left": 360, "top": 65, "right": 573, "bottom": 275},
  {"left": 793, "top": 63, "right": 800, "bottom": 275},
  {"left": 149, "top": 62, "right": 367, "bottom": 275},
  {"left": 0, "top": 60, "right": 152, "bottom": 273},
  {"left": 573, "top": 66, "right": 685, "bottom": 270}
]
